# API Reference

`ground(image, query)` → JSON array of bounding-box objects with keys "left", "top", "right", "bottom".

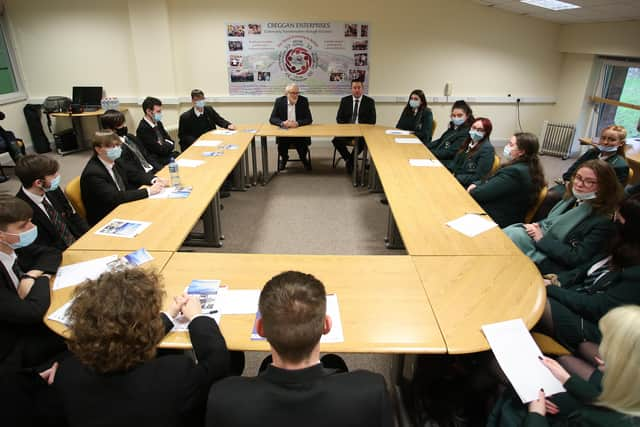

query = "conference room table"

[{"left": 68, "top": 125, "right": 258, "bottom": 252}]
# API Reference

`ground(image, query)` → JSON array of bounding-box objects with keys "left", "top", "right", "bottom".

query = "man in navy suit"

[
  {"left": 269, "top": 84, "right": 313, "bottom": 171},
  {"left": 206, "top": 271, "right": 393, "bottom": 427}
]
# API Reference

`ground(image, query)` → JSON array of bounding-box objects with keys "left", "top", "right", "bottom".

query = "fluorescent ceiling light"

[{"left": 520, "top": 0, "right": 581, "bottom": 11}]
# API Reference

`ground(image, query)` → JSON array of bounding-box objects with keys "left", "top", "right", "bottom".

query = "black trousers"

[
  {"left": 332, "top": 137, "right": 364, "bottom": 162},
  {"left": 276, "top": 137, "right": 310, "bottom": 162}
]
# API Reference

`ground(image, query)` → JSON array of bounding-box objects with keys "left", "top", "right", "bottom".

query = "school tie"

[
  {"left": 42, "top": 198, "right": 75, "bottom": 247},
  {"left": 124, "top": 138, "right": 153, "bottom": 172},
  {"left": 153, "top": 127, "right": 164, "bottom": 145},
  {"left": 11, "top": 259, "right": 23, "bottom": 288},
  {"left": 112, "top": 167, "right": 126, "bottom": 192},
  {"left": 351, "top": 99, "right": 359, "bottom": 123}
]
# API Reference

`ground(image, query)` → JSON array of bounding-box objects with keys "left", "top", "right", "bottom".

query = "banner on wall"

[{"left": 225, "top": 22, "right": 370, "bottom": 96}]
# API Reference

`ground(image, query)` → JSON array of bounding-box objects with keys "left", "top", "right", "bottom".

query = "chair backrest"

[
  {"left": 65, "top": 176, "right": 86, "bottom": 219},
  {"left": 488, "top": 154, "right": 500, "bottom": 177},
  {"left": 627, "top": 167, "right": 634, "bottom": 186},
  {"left": 532, "top": 332, "right": 570, "bottom": 356},
  {"left": 431, "top": 119, "right": 437, "bottom": 138},
  {"left": 525, "top": 185, "right": 548, "bottom": 223}
]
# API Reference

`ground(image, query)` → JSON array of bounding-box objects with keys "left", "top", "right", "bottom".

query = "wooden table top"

[
  {"left": 50, "top": 108, "right": 128, "bottom": 118},
  {"left": 68, "top": 126, "right": 257, "bottom": 252},
  {"left": 257, "top": 123, "right": 363, "bottom": 137},
  {"left": 159, "top": 252, "right": 447, "bottom": 353},
  {"left": 412, "top": 254, "right": 545, "bottom": 354},
  {"left": 361, "top": 125, "right": 520, "bottom": 256},
  {"left": 44, "top": 250, "right": 175, "bottom": 340}
]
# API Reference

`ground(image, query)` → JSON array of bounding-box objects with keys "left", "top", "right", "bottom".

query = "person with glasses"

[
  {"left": 447, "top": 117, "right": 496, "bottom": 188},
  {"left": 504, "top": 160, "right": 623, "bottom": 274},
  {"left": 269, "top": 84, "right": 313, "bottom": 171}
]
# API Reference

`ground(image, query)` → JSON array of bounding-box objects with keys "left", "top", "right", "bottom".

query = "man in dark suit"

[
  {"left": 0, "top": 196, "right": 64, "bottom": 376},
  {"left": 178, "top": 89, "right": 236, "bottom": 152},
  {"left": 206, "top": 271, "right": 393, "bottom": 427},
  {"left": 269, "top": 84, "right": 313, "bottom": 171},
  {"left": 80, "top": 131, "right": 164, "bottom": 226},
  {"left": 14, "top": 155, "right": 88, "bottom": 250},
  {"left": 332, "top": 79, "right": 376, "bottom": 173},
  {"left": 135, "top": 96, "right": 179, "bottom": 167}
]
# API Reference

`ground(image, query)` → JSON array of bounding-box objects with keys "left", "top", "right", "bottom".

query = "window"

[
  {"left": 0, "top": 16, "right": 25, "bottom": 104},
  {"left": 594, "top": 59, "right": 640, "bottom": 139}
]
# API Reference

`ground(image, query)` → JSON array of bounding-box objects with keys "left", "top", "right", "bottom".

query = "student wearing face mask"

[
  {"left": 467, "top": 132, "right": 546, "bottom": 228},
  {"left": 447, "top": 117, "right": 496, "bottom": 188},
  {"left": 395, "top": 89, "right": 432, "bottom": 145},
  {"left": 178, "top": 89, "right": 236, "bottom": 152},
  {"left": 504, "top": 160, "right": 622, "bottom": 274},
  {"left": 426, "top": 100, "right": 474, "bottom": 166},
  {"left": 14, "top": 155, "right": 88, "bottom": 251},
  {"left": 0, "top": 196, "right": 64, "bottom": 375},
  {"left": 80, "top": 131, "right": 164, "bottom": 226},
  {"left": 136, "top": 97, "right": 179, "bottom": 167}
]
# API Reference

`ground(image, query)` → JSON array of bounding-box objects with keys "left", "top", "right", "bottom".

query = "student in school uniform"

[
  {"left": 504, "top": 160, "right": 622, "bottom": 274},
  {"left": 80, "top": 131, "right": 164, "bottom": 226},
  {"left": 206, "top": 271, "right": 393, "bottom": 427},
  {"left": 426, "top": 100, "right": 474, "bottom": 166},
  {"left": 332, "top": 79, "right": 376, "bottom": 173},
  {"left": 468, "top": 132, "right": 546, "bottom": 228},
  {"left": 53, "top": 268, "right": 231, "bottom": 427},
  {"left": 15, "top": 155, "right": 88, "bottom": 250},
  {"left": 534, "top": 194, "right": 640, "bottom": 351},
  {"left": 395, "top": 89, "right": 433, "bottom": 145},
  {"left": 178, "top": 89, "right": 236, "bottom": 152},
  {"left": 0, "top": 196, "right": 64, "bottom": 376},
  {"left": 448, "top": 117, "right": 496, "bottom": 188},
  {"left": 136, "top": 96, "right": 179, "bottom": 167}
]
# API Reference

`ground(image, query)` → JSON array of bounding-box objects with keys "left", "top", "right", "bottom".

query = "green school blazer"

[{"left": 426, "top": 123, "right": 470, "bottom": 164}]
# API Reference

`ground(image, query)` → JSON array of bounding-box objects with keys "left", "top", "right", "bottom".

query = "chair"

[
  {"left": 487, "top": 154, "right": 500, "bottom": 177},
  {"left": 0, "top": 139, "right": 25, "bottom": 179},
  {"left": 524, "top": 186, "right": 548, "bottom": 223},
  {"left": 332, "top": 138, "right": 356, "bottom": 168},
  {"left": 66, "top": 176, "right": 87, "bottom": 219},
  {"left": 532, "top": 332, "right": 570, "bottom": 356},
  {"left": 626, "top": 167, "right": 634, "bottom": 186},
  {"left": 431, "top": 119, "right": 437, "bottom": 138},
  {"left": 278, "top": 143, "right": 312, "bottom": 171}
]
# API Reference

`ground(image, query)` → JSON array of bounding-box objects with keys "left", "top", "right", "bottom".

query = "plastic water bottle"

[{"left": 168, "top": 158, "right": 181, "bottom": 187}]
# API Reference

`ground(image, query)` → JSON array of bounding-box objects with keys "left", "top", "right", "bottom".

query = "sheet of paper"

[
  {"left": 172, "top": 281, "right": 224, "bottom": 331},
  {"left": 176, "top": 159, "right": 205, "bottom": 168},
  {"left": 148, "top": 186, "right": 192, "bottom": 199},
  {"left": 53, "top": 255, "right": 118, "bottom": 290},
  {"left": 211, "top": 129, "right": 237, "bottom": 135},
  {"left": 250, "top": 294, "right": 344, "bottom": 343},
  {"left": 219, "top": 289, "right": 260, "bottom": 314},
  {"left": 202, "top": 151, "right": 224, "bottom": 157},
  {"left": 95, "top": 219, "right": 152, "bottom": 238},
  {"left": 193, "top": 140, "right": 222, "bottom": 147},
  {"left": 446, "top": 214, "right": 497, "bottom": 237},
  {"left": 409, "top": 159, "right": 443, "bottom": 167},
  {"left": 47, "top": 300, "right": 74, "bottom": 326},
  {"left": 394, "top": 137, "right": 421, "bottom": 144},
  {"left": 482, "top": 319, "right": 565, "bottom": 403},
  {"left": 386, "top": 129, "right": 412, "bottom": 135}
]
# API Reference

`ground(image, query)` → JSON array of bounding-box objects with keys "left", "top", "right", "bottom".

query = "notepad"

[
  {"left": 482, "top": 319, "right": 565, "bottom": 403},
  {"left": 394, "top": 137, "right": 421, "bottom": 144},
  {"left": 95, "top": 219, "right": 152, "bottom": 238},
  {"left": 211, "top": 129, "right": 237, "bottom": 135},
  {"left": 385, "top": 129, "right": 412, "bottom": 135},
  {"left": 409, "top": 159, "right": 442, "bottom": 167},
  {"left": 176, "top": 159, "right": 205, "bottom": 168},
  {"left": 193, "top": 140, "right": 222, "bottom": 147},
  {"left": 48, "top": 300, "right": 74, "bottom": 326},
  {"left": 446, "top": 214, "right": 497, "bottom": 237}
]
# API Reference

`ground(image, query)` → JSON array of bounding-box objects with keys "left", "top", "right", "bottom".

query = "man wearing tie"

[
  {"left": 269, "top": 84, "right": 313, "bottom": 171},
  {"left": 136, "top": 97, "right": 179, "bottom": 167},
  {"left": 80, "top": 131, "right": 164, "bottom": 226},
  {"left": 14, "top": 155, "right": 88, "bottom": 250},
  {"left": 332, "top": 80, "right": 376, "bottom": 173}
]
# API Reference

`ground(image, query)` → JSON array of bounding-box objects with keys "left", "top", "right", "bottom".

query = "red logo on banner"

[{"left": 284, "top": 47, "right": 313, "bottom": 75}]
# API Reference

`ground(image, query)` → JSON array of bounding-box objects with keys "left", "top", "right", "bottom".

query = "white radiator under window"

[{"left": 539, "top": 121, "right": 576, "bottom": 160}]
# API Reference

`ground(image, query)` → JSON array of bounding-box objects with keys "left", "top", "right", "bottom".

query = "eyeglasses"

[
  {"left": 288, "top": 92, "right": 300, "bottom": 95},
  {"left": 574, "top": 173, "right": 598, "bottom": 187}
]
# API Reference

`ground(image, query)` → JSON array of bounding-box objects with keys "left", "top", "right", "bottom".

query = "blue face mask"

[
  {"left": 45, "top": 175, "right": 61, "bottom": 192},
  {"left": 503, "top": 145, "right": 513, "bottom": 161},
  {"left": 195, "top": 100, "right": 206, "bottom": 109},
  {"left": 572, "top": 187, "right": 597, "bottom": 201},
  {"left": 596, "top": 144, "right": 618, "bottom": 153},
  {"left": 408, "top": 99, "right": 421, "bottom": 109},
  {"left": 6, "top": 225, "right": 38, "bottom": 249},
  {"left": 153, "top": 112, "right": 163, "bottom": 122},
  {"left": 451, "top": 117, "right": 466, "bottom": 126},
  {"left": 106, "top": 146, "right": 122, "bottom": 161},
  {"left": 469, "top": 129, "right": 485, "bottom": 142}
]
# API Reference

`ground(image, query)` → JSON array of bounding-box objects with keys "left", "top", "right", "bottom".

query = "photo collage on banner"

[{"left": 226, "top": 22, "right": 370, "bottom": 95}]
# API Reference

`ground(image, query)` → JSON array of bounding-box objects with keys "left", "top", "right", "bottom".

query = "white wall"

[{"left": 3, "top": 0, "right": 568, "bottom": 148}]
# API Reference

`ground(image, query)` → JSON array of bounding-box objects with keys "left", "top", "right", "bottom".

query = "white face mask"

[
  {"left": 503, "top": 145, "right": 512, "bottom": 161},
  {"left": 572, "top": 187, "right": 597, "bottom": 201}
]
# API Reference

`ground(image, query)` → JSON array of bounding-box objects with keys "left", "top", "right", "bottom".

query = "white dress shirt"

[
  {"left": 21, "top": 187, "right": 51, "bottom": 219},
  {"left": 194, "top": 107, "right": 204, "bottom": 118},
  {"left": 287, "top": 101, "right": 296, "bottom": 122},
  {"left": 0, "top": 250, "right": 19, "bottom": 289},
  {"left": 98, "top": 157, "right": 121, "bottom": 190}
]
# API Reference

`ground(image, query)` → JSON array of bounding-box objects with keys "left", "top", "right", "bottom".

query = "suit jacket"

[
  {"left": 120, "top": 133, "right": 161, "bottom": 175},
  {"left": 0, "top": 244, "right": 61, "bottom": 374},
  {"left": 269, "top": 95, "right": 313, "bottom": 127},
  {"left": 206, "top": 364, "right": 393, "bottom": 427},
  {"left": 449, "top": 140, "right": 496, "bottom": 188},
  {"left": 427, "top": 124, "right": 471, "bottom": 165},
  {"left": 396, "top": 107, "right": 433, "bottom": 144},
  {"left": 55, "top": 315, "right": 230, "bottom": 427},
  {"left": 336, "top": 95, "right": 376, "bottom": 125},
  {"left": 15, "top": 187, "right": 88, "bottom": 251},
  {"left": 178, "top": 106, "right": 231, "bottom": 151},
  {"left": 80, "top": 155, "right": 149, "bottom": 226},
  {"left": 135, "top": 119, "right": 177, "bottom": 167},
  {"left": 470, "top": 162, "right": 534, "bottom": 228}
]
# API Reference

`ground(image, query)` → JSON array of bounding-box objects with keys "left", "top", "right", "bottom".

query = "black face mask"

[{"left": 115, "top": 126, "right": 128, "bottom": 137}]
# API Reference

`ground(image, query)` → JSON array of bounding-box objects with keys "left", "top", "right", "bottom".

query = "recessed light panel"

[{"left": 520, "top": 0, "right": 581, "bottom": 11}]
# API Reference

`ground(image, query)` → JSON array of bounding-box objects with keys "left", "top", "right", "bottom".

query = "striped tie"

[{"left": 42, "top": 198, "right": 75, "bottom": 247}]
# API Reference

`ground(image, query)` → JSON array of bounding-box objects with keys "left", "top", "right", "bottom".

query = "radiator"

[{"left": 539, "top": 121, "right": 576, "bottom": 160}]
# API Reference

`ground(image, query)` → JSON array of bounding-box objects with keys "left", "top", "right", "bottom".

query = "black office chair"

[{"left": 277, "top": 139, "right": 312, "bottom": 171}]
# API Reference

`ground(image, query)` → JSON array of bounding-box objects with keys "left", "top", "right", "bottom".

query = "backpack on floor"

[{"left": 42, "top": 96, "right": 72, "bottom": 133}]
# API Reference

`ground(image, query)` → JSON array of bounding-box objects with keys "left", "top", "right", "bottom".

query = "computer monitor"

[{"left": 72, "top": 86, "right": 103, "bottom": 108}]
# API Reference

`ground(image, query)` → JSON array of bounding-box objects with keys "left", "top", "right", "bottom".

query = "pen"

[{"left": 465, "top": 212, "right": 489, "bottom": 216}]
